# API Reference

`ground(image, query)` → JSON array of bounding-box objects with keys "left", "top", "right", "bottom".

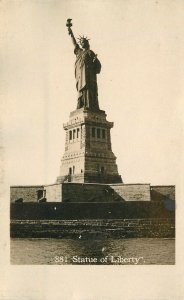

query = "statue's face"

[{"left": 81, "top": 39, "right": 89, "bottom": 49}]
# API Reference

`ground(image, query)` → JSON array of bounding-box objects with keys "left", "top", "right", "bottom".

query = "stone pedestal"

[{"left": 56, "top": 108, "right": 122, "bottom": 184}]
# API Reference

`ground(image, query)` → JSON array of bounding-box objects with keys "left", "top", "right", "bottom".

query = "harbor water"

[{"left": 11, "top": 237, "right": 175, "bottom": 265}]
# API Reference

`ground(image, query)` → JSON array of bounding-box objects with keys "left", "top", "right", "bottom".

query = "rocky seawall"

[
  {"left": 10, "top": 202, "right": 175, "bottom": 238},
  {"left": 10, "top": 218, "right": 175, "bottom": 239}
]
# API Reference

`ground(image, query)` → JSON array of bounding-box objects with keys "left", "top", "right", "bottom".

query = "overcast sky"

[{"left": 1, "top": 0, "right": 183, "bottom": 186}]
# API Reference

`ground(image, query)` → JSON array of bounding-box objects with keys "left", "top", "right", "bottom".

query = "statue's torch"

[{"left": 66, "top": 18, "right": 73, "bottom": 35}]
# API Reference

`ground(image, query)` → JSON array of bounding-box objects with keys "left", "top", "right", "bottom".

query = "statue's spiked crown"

[{"left": 77, "top": 35, "right": 90, "bottom": 46}]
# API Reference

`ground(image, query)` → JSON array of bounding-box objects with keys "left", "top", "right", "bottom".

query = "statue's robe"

[{"left": 74, "top": 44, "right": 101, "bottom": 110}]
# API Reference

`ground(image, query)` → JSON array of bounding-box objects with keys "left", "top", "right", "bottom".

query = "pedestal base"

[{"left": 57, "top": 108, "right": 122, "bottom": 184}]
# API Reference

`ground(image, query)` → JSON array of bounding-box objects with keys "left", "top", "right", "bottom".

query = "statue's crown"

[{"left": 77, "top": 35, "right": 90, "bottom": 46}]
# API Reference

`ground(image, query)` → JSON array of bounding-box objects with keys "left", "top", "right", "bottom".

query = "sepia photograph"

[{"left": 1, "top": 0, "right": 184, "bottom": 299}]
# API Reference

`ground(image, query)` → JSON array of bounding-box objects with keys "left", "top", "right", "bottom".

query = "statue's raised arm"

[
  {"left": 66, "top": 19, "right": 101, "bottom": 111},
  {"left": 66, "top": 19, "right": 77, "bottom": 47}
]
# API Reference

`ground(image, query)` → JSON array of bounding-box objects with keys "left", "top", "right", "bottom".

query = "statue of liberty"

[{"left": 66, "top": 19, "right": 101, "bottom": 110}]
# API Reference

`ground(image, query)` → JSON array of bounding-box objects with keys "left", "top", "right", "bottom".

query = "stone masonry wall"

[
  {"left": 109, "top": 184, "right": 151, "bottom": 201},
  {"left": 10, "top": 202, "right": 175, "bottom": 220},
  {"left": 151, "top": 186, "right": 175, "bottom": 201},
  {"left": 10, "top": 186, "right": 44, "bottom": 203},
  {"left": 62, "top": 183, "right": 107, "bottom": 202},
  {"left": 10, "top": 183, "right": 175, "bottom": 203},
  {"left": 61, "top": 183, "right": 151, "bottom": 202},
  {"left": 44, "top": 184, "right": 62, "bottom": 202},
  {"left": 11, "top": 218, "right": 175, "bottom": 239}
]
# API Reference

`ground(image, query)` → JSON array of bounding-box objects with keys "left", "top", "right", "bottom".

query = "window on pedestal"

[
  {"left": 77, "top": 128, "right": 80, "bottom": 138},
  {"left": 102, "top": 129, "right": 106, "bottom": 139},
  {"left": 92, "top": 127, "right": 95, "bottom": 137},
  {"left": 101, "top": 166, "right": 105, "bottom": 174},
  {"left": 97, "top": 165, "right": 105, "bottom": 175},
  {"left": 97, "top": 128, "right": 100, "bottom": 138},
  {"left": 73, "top": 129, "right": 76, "bottom": 139}
]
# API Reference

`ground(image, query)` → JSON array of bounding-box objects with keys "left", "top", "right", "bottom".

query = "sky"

[{"left": 1, "top": 0, "right": 184, "bottom": 186}]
